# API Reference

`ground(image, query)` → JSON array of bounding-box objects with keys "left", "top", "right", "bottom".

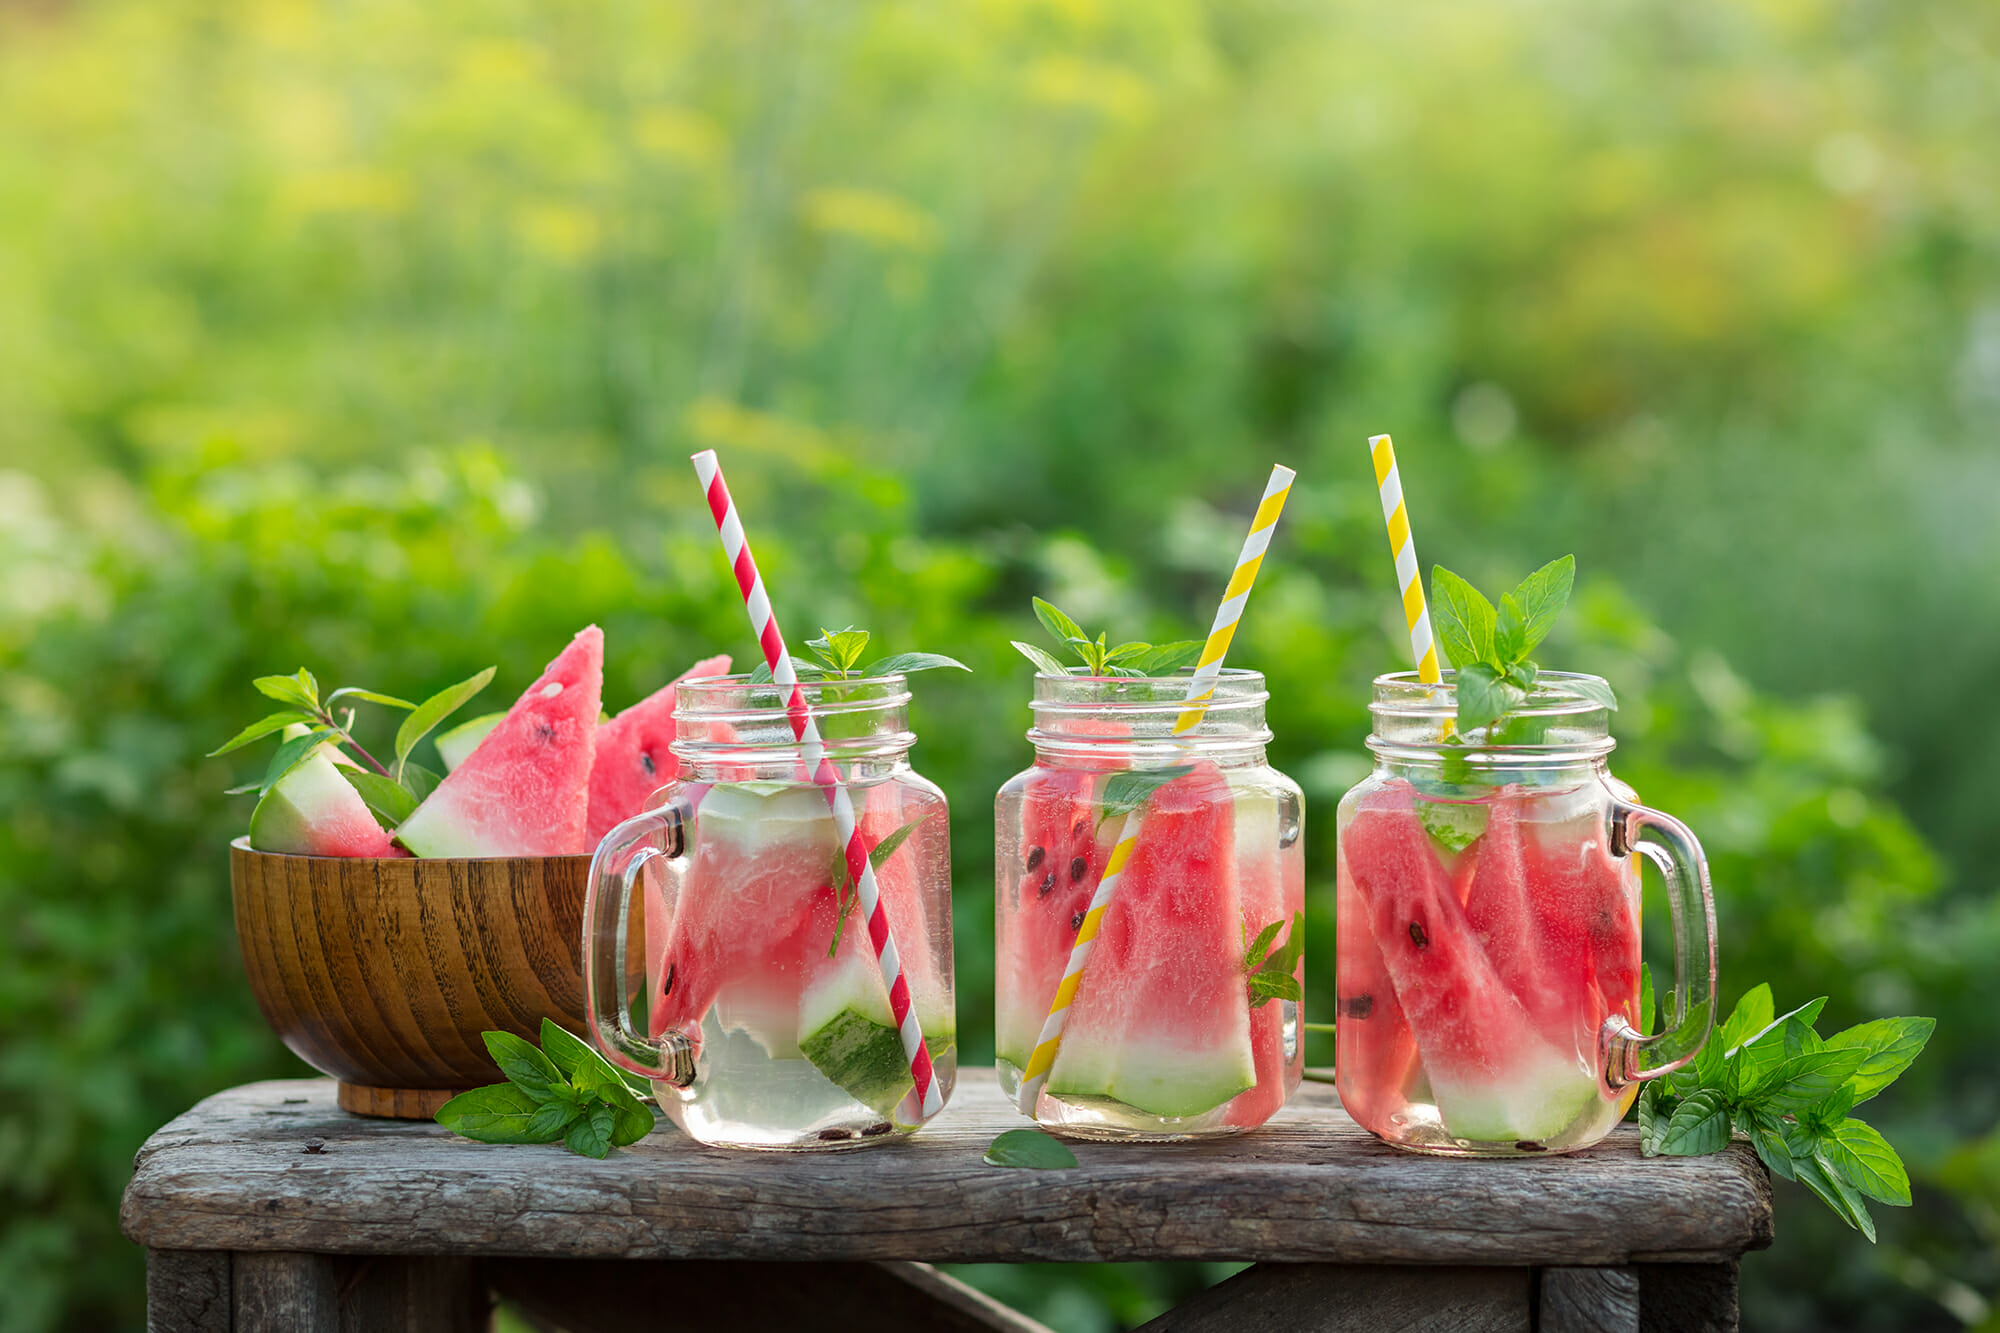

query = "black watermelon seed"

[
  {"left": 1071, "top": 909, "right": 1086, "bottom": 931},
  {"left": 1025, "top": 846, "right": 1046, "bottom": 872},
  {"left": 1038, "top": 871, "right": 1056, "bottom": 897},
  {"left": 817, "top": 1128, "right": 855, "bottom": 1142},
  {"left": 1408, "top": 921, "right": 1429, "bottom": 949},
  {"left": 661, "top": 963, "right": 675, "bottom": 996},
  {"left": 1338, "top": 994, "right": 1374, "bottom": 1019},
  {"left": 640, "top": 752, "right": 656, "bottom": 777},
  {"left": 1069, "top": 856, "right": 1088, "bottom": 882},
  {"left": 861, "top": 1122, "right": 894, "bottom": 1137}
]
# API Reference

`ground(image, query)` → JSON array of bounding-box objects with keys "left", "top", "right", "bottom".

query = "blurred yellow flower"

[
  {"left": 516, "top": 203, "right": 602, "bottom": 262},
  {"left": 799, "top": 187, "right": 940, "bottom": 253},
  {"left": 1023, "top": 55, "right": 1151, "bottom": 123},
  {"left": 635, "top": 107, "right": 726, "bottom": 168},
  {"left": 280, "top": 168, "right": 409, "bottom": 217}
]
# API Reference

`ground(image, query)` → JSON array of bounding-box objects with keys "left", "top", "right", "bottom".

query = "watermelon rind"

[
  {"left": 248, "top": 750, "right": 393, "bottom": 856},
  {"left": 798, "top": 952, "right": 956, "bottom": 1120},
  {"left": 1046, "top": 1033, "right": 1256, "bottom": 1119},
  {"left": 434, "top": 712, "right": 503, "bottom": 773},
  {"left": 1427, "top": 1045, "right": 1601, "bottom": 1145}
]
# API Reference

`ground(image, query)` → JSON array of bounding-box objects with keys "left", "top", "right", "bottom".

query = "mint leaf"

[
  {"left": 807, "top": 627, "right": 870, "bottom": 676},
  {"left": 1820, "top": 1119, "right": 1911, "bottom": 1206},
  {"left": 1502, "top": 555, "right": 1574, "bottom": 661},
  {"left": 1736, "top": 1105, "right": 1796, "bottom": 1181},
  {"left": 436, "top": 1083, "right": 565, "bottom": 1144},
  {"left": 539, "top": 1019, "right": 623, "bottom": 1095},
  {"left": 1011, "top": 640, "right": 1072, "bottom": 677},
  {"left": 1495, "top": 592, "right": 1529, "bottom": 664},
  {"left": 1793, "top": 1147, "right": 1877, "bottom": 1241},
  {"left": 339, "top": 769, "right": 420, "bottom": 827},
  {"left": 605, "top": 1089, "right": 656, "bottom": 1147},
  {"left": 1824, "top": 1017, "right": 1934, "bottom": 1105},
  {"left": 1718, "top": 984, "right": 1776, "bottom": 1051},
  {"left": 1033, "top": 598, "right": 1091, "bottom": 656},
  {"left": 1124, "top": 640, "right": 1204, "bottom": 674},
  {"left": 829, "top": 813, "right": 934, "bottom": 955},
  {"left": 400, "top": 760, "right": 442, "bottom": 804},
  {"left": 1455, "top": 662, "right": 1526, "bottom": 733},
  {"left": 253, "top": 671, "right": 319, "bottom": 711},
  {"left": 1637, "top": 1083, "right": 1674, "bottom": 1157},
  {"left": 524, "top": 1099, "right": 582, "bottom": 1141},
  {"left": 1430, "top": 566, "right": 1498, "bottom": 669},
  {"left": 209, "top": 710, "right": 317, "bottom": 758},
  {"left": 1658, "top": 1088, "right": 1732, "bottom": 1155},
  {"left": 1242, "top": 919, "right": 1284, "bottom": 971},
  {"left": 1248, "top": 970, "right": 1303, "bottom": 1006},
  {"left": 1097, "top": 765, "right": 1195, "bottom": 827},
  {"left": 565, "top": 1102, "right": 616, "bottom": 1159},
  {"left": 1758, "top": 1047, "right": 1869, "bottom": 1113},
  {"left": 863, "top": 652, "right": 971, "bottom": 677},
  {"left": 984, "top": 1128, "right": 1078, "bottom": 1169},
  {"left": 324, "top": 687, "right": 417, "bottom": 710},
  {"left": 395, "top": 666, "right": 496, "bottom": 776},
  {"left": 482, "top": 1031, "right": 565, "bottom": 1101},
  {"left": 1561, "top": 675, "right": 1619, "bottom": 711}
]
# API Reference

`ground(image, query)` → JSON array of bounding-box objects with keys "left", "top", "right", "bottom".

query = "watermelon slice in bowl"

[
  {"left": 395, "top": 626, "right": 604, "bottom": 857},
  {"left": 585, "top": 653, "right": 731, "bottom": 844}
]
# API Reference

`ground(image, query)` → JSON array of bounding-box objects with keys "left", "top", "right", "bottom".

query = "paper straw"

[
  {"left": 1368, "top": 434, "right": 1442, "bottom": 682},
  {"left": 690, "top": 450, "right": 942, "bottom": 1120},
  {"left": 1015, "top": 463, "right": 1296, "bottom": 1116}
]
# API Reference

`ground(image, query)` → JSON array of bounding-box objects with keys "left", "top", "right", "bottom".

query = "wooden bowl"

[{"left": 230, "top": 839, "right": 620, "bottom": 1119}]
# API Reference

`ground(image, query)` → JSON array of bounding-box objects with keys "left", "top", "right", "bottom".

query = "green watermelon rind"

[
  {"left": 799, "top": 950, "right": 954, "bottom": 1120},
  {"left": 248, "top": 749, "right": 390, "bottom": 856},
  {"left": 1045, "top": 1035, "right": 1256, "bottom": 1119}
]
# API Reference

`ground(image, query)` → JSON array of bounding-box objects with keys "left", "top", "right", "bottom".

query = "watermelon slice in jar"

[
  {"left": 1341, "top": 781, "right": 1599, "bottom": 1144},
  {"left": 1045, "top": 763, "right": 1258, "bottom": 1119},
  {"left": 1224, "top": 775, "right": 1301, "bottom": 1129},
  {"left": 994, "top": 765, "right": 1109, "bottom": 1082},
  {"left": 1461, "top": 788, "right": 1598, "bottom": 1055},
  {"left": 1333, "top": 840, "right": 1417, "bottom": 1132}
]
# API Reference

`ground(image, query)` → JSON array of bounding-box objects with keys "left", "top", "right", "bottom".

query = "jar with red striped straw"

[{"left": 583, "top": 673, "right": 955, "bottom": 1149}]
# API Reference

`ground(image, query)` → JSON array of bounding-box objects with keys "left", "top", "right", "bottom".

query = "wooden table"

[{"left": 121, "top": 1071, "right": 1772, "bottom": 1332}]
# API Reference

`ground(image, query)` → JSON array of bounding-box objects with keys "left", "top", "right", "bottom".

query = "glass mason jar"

[
  {"left": 1335, "top": 671, "right": 1717, "bottom": 1156},
  {"left": 995, "top": 669, "right": 1305, "bottom": 1139},
  {"left": 583, "top": 674, "right": 955, "bottom": 1150}
]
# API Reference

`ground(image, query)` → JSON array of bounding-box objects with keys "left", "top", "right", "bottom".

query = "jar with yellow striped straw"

[{"left": 993, "top": 668, "right": 1305, "bottom": 1139}]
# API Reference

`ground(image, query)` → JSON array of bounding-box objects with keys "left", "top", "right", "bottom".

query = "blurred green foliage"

[{"left": 2, "top": 0, "right": 1997, "bottom": 1329}]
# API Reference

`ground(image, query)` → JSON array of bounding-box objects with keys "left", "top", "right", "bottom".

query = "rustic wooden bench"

[{"left": 121, "top": 1070, "right": 1771, "bottom": 1332}]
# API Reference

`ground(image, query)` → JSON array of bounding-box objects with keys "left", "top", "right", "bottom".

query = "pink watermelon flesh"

[
  {"left": 1225, "top": 783, "right": 1299, "bottom": 1129},
  {"left": 1334, "top": 839, "right": 1417, "bottom": 1133},
  {"left": 1340, "top": 781, "right": 1599, "bottom": 1142},
  {"left": 395, "top": 626, "right": 604, "bottom": 857},
  {"left": 1047, "top": 763, "right": 1258, "bottom": 1118},
  {"left": 1519, "top": 807, "right": 1641, "bottom": 1031},
  {"left": 1461, "top": 790, "right": 1597, "bottom": 1050},
  {"left": 586, "top": 653, "right": 732, "bottom": 845},
  {"left": 995, "top": 765, "right": 1110, "bottom": 1076},
  {"left": 248, "top": 750, "right": 396, "bottom": 857}
]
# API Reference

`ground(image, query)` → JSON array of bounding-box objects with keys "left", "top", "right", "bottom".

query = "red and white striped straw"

[{"left": 690, "top": 450, "right": 943, "bottom": 1120}]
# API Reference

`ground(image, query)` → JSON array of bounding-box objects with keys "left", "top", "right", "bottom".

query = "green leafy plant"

[
  {"left": 746, "top": 626, "right": 969, "bottom": 682},
  {"left": 1243, "top": 912, "right": 1304, "bottom": 1008},
  {"left": 1012, "top": 598, "right": 1202, "bottom": 678},
  {"left": 1638, "top": 973, "right": 1933, "bottom": 1242},
  {"left": 208, "top": 664, "right": 495, "bottom": 824},
  {"left": 984, "top": 1128, "right": 1079, "bottom": 1169},
  {"left": 1095, "top": 764, "right": 1195, "bottom": 829},
  {"left": 1427, "top": 556, "right": 1617, "bottom": 733},
  {"left": 434, "top": 1019, "right": 657, "bottom": 1159}
]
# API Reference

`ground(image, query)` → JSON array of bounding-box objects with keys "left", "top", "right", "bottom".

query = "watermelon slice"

[
  {"left": 1519, "top": 798, "right": 1641, "bottom": 1032},
  {"left": 1224, "top": 776, "right": 1301, "bottom": 1129},
  {"left": 1333, "top": 840, "right": 1417, "bottom": 1132},
  {"left": 585, "top": 653, "right": 732, "bottom": 844},
  {"left": 395, "top": 627, "right": 604, "bottom": 857},
  {"left": 1046, "top": 763, "right": 1258, "bottom": 1118},
  {"left": 1340, "top": 781, "right": 1599, "bottom": 1143},
  {"left": 434, "top": 712, "right": 502, "bottom": 773},
  {"left": 1461, "top": 789, "right": 1597, "bottom": 1051},
  {"left": 994, "top": 765, "right": 1110, "bottom": 1079},
  {"left": 248, "top": 748, "right": 397, "bottom": 857}
]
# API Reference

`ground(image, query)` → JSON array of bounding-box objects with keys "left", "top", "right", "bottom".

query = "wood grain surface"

[
  {"left": 229, "top": 842, "right": 611, "bottom": 1113},
  {"left": 123, "top": 1072, "right": 1772, "bottom": 1267}
]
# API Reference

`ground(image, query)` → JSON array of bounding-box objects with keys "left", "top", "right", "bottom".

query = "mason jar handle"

[
  {"left": 1602, "top": 800, "right": 1718, "bottom": 1087},
  {"left": 582, "top": 801, "right": 697, "bottom": 1087}
]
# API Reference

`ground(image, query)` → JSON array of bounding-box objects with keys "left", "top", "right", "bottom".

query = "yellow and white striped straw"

[
  {"left": 1015, "top": 464, "right": 1296, "bottom": 1116},
  {"left": 1368, "top": 434, "right": 1442, "bottom": 683}
]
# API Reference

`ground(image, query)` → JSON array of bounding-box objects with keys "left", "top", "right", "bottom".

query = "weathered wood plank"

[
  {"left": 490, "top": 1258, "right": 1055, "bottom": 1333},
  {"left": 1540, "top": 1267, "right": 1640, "bottom": 1333},
  {"left": 1136, "top": 1263, "right": 1531, "bottom": 1332},
  {"left": 1636, "top": 1263, "right": 1739, "bottom": 1333},
  {"left": 232, "top": 1252, "right": 338, "bottom": 1333},
  {"left": 121, "top": 1073, "right": 1772, "bottom": 1267},
  {"left": 334, "top": 1256, "right": 489, "bottom": 1333},
  {"left": 146, "top": 1250, "right": 229, "bottom": 1333}
]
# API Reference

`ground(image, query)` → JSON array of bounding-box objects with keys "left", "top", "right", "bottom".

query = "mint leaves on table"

[
  {"left": 1637, "top": 977, "right": 1933, "bottom": 1241},
  {"left": 745, "top": 626, "right": 970, "bottom": 682},
  {"left": 1243, "top": 912, "right": 1305, "bottom": 1009},
  {"left": 984, "top": 1128, "right": 1079, "bottom": 1169},
  {"left": 435, "top": 1019, "right": 656, "bottom": 1159},
  {"left": 210, "top": 664, "right": 496, "bottom": 825},
  {"left": 1428, "top": 556, "right": 1617, "bottom": 734},
  {"left": 1012, "top": 597, "right": 1203, "bottom": 678}
]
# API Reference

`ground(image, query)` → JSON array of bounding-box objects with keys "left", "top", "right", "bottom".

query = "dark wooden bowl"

[{"left": 230, "top": 839, "right": 623, "bottom": 1119}]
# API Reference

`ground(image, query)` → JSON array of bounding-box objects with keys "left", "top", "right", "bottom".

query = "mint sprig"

[
  {"left": 1243, "top": 912, "right": 1304, "bottom": 1008},
  {"left": 210, "top": 664, "right": 494, "bottom": 820},
  {"left": 1427, "top": 556, "right": 1617, "bottom": 733},
  {"left": 1012, "top": 597, "right": 1202, "bottom": 678},
  {"left": 745, "top": 626, "right": 971, "bottom": 683},
  {"left": 435, "top": 1019, "right": 656, "bottom": 1159},
  {"left": 1637, "top": 974, "right": 1933, "bottom": 1241}
]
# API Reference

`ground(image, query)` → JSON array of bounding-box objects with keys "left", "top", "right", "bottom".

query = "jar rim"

[
  {"left": 673, "top": 672, "right": 913, "bottom": 725},
  {"left": 1367, "top": 669, "right": 1615, "bottom": 762}
]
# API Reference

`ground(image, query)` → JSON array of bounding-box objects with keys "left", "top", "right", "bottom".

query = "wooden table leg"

[
  {"left": 229, "top": 1252, "right": 488, "bottom": 1333},
  {"left": 147, "top": 1250, "right": 231, "bottom": 1333},
  {"left": 1136, "top": 1263, "right": 1533, "bottom": 1331},
  {"left": 1540, "top": 1267, "right": 1640, "bottom": 1332}
]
